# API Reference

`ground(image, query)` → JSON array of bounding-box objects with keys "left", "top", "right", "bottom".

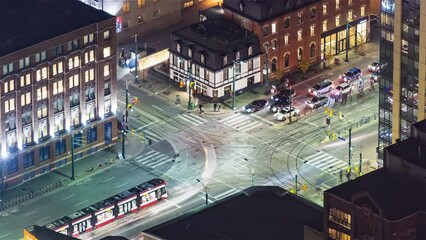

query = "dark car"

[
  {"left": 270, "top": 89, "right": 295, "bottom": 101},
  {"left": 370, "top": 13, "right": 379, "bottom": 24},
  {"left": 370, "top": 73, "right": 380, "bottom": 82},
  {"left": 269, "top": 97, "right": 292, "bottom": 113},
  {"left": 306, "top": 95, "right": 328, "bottom": 109},
  {"left": 340, "top": 67, "right": 362, "bottom": 83},
  {"left": 242, "top": 99, "right": 268, "bottom": 113}
]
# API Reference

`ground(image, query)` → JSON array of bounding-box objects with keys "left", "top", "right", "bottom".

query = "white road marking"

[
  {"left": 0, "top": 233, "right": 11, "bottom": 239},
  {"left": 115, "top": 182, "right": 128, "bottom": 189},
  {"left": 251, "top": 113, "right": 275, "bottom": 125},
  {"left": 102, "top": 176, "right": 116, "bottom": 183},
  {"left": 62, "top": 193, "right": 76, "bottom": 201},
  {"left": 163, "top": 199, "right": 182, "bottom": 208},
  {"left": 73, "top": 200, "right": 88, "bottom": 207},
  {"left": 24, "top": 210, "right": 37, "bottom": 217},
  {"left": 36, "top": 216, "right": 50, "bottom": 223},
  {"left": 152, "top": 105, "right": 164, "bottom": 112},
  {"left": 214, "top": 188, "right": 239, "bottom": 199}
]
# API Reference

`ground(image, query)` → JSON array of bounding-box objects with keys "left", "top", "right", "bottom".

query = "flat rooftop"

[
  {"left": 0, "top": 0, "right": 113, "bottom": 57},
  {"left": 326, "top": 169, "right": 426, "bottom": 221},
  {"left": 144, "top": 186, "right": 323, "bottom": 239}
]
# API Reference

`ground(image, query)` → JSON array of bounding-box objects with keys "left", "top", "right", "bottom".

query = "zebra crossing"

[
  {"left": 176, "top": 113, "right": 208, "bottom": 126},
  {"left": 141, "top": 129, "right": 163, "bottom": 143},
  {"left": 133, "top": 150, "right": 174, "bottom": 169},
  {"left": 303, "top": 151, "right": 348, "bottom": 175},
  {"left": 219, "top": 113, "right": 264, "bottom": 132}
]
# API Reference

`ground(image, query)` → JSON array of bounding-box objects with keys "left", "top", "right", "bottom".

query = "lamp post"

[
  {"left": 341, "top": 114, "right": 353, "bottom": 177},
  {"left": 122, "top": 80, "right": 130, "bottom": 159},
  {"left": 71, "top": 131, "right": 83, "bottom": 180},
  {"left": 133, "top": 34, "right": 139, "bottom": 83},
  {"left": 232, "top": 60, "right": 240, "bottom": 110},
  {"left": 244, "top": 158, "right": 255, "bottom": 186},
  {"left": 196, "top": 178, "right": 208, "bottom": 206},
  {"left": 187, "top": 60, "right": 193, "bottom": 110}
]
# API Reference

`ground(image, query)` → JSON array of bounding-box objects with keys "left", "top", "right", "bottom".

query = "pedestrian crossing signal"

[
  {"left": 290, "top": 188, "right": 296, "bottom": 194},
  {"left": 139, "top": 133, "right": 143, "bottom": 141},
  {"left": 302, "top": 184, "right": 307, "bottom": 192}
]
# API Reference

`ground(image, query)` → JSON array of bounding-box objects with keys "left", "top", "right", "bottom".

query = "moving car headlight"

[
  {"left": 246, "top": 108, "right": 253, "bottom": 112},
  {"left": 272, "top": 107, "right": 277, "bottom": 112},
  {"left": 270, "top": 96, "right": 274, "bottom": 100}
]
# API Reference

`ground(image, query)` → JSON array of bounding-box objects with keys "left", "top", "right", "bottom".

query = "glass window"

[
  {"left": 323, "top": 20, "right": 328, "bottom": 32},
  {"left": 55, "top": 139, "right": 66, "bottom": 155},
  {"left": 262, "top": 25, "right": 269, "bottom": 37},
  {"left": 310, "top": 24, "right": 315, "bottom": 36},
  {"left": 23, "top": 151, "right": 34, "bottom": 169},
  {"left": 122, "top": 2, "right": 131, "bottom": 13},
  {"left": 336, "top": 0, "right": 339, "bottom": 9},
  {"left": 284, "top": 17, "right": 290, "bottom": 29},
  {"left": 284, "top": 34, "right": 289, "bottom": 46},
  {"left": 7, "top": 157, "right": 18, "bottom": 175},
  {"left": 323, "top": 3, "right": 327, "bottom": 15},
  {"left": 271, "top": 22, "right": 277, "bottom": 34},
  {"left": 103, "top": 47, "right": 111, "bottom": 58},
  {"left": 298, "top": 29, "right": 303, "bottom": 41},
  {"left": 87, "top": 127, "right": 97, "bottom": 143}
]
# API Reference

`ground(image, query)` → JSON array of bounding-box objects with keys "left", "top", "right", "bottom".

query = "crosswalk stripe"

[
  {"left": 303, "top": 152, "right": 324, "bottom": 162},
  {"left": 177, "top": 115, "right": 200, "bottom": 125},
  {"left": 134, "top": 150, "right": 156, "bottom": 161},
  {"left": 142, "top": 130, "right": 163, "bottom": 142},
  {"left": 314, "top": 158, "right": 341, "bottom": 169},
  {"left": 220, "top": 113, "right": 243, "bottom": 122},
  {"left": 224, "top": 114, "right": 247, "bottom": 125},
  {"left": 145, "top": 155, "right": 170, "bottom": 167},
  {"left": 239, "top": 122, "right": 263, "bottom": 132},
  {"left": 150, "top": 158, "right": 172, "bottom": 168},
  {"left": 181, "top": 114, "right": 207, "bottom": 125},
  {"left": 186, "top": 113, "right": 208, "bottom": 123},
  {"left": 136, "top": 152, "right": 161, "bottom": 164},
  {"left": 308, "top": 155, "right": 335, "bottom": 166}
]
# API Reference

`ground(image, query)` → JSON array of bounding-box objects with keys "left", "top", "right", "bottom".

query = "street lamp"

[
  {"left": 263, "top": 45, "right": 276, "bottom": 87},
  {"left": 133, "top": 34, "right": 139, "bottom": 83},
  {"left": 71, "top": 130, "right": 83, "bottom": 180},
  {"left": 232, "top": 60, "right": 241, "bottom": 111},
  {"left": 294, "top": 160, "right": 308, "bottom": 195},
  {"left": 187, "top": 60, "right": 193, "bottom": 110},
  {"left": 196, "top": 179, "right": 208, "bottom": 206},
  {"left": 122, "top": 79, "right": 130, "bottom": 159},
  {"left": 244, "top": 158, "right": 255, "bottom": 186},
  {"left": 340, "top": 114, "right": 353, "bottom": 178}
]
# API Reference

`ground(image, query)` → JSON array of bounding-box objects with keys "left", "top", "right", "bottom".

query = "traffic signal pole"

[
  {"left": 122, "top": 80, "right": 129, "bottom": 159},
  {"left": 188, "top": 60, "right": 192, "bottom": 110}
]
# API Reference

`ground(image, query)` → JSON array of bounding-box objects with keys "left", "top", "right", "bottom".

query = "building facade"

[
  {"left": 169, "top": 18, "right": 262, "bottom": 100},
  {"left": 222, "top": 0, "right": 370, "bottom": 81},
  {"left": 378, "top": 0, "right": 424, "bottom": 163},
  {"left": 0, "top": 1, "right": 118, "bottom": 188}
]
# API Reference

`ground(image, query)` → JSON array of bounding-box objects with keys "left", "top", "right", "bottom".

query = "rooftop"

[
  {"left": 0, "top": 0, "right": 113, "bottom": 57},
  {"left": 144, "top": 186, "right": 323, "bottom": 239},
  {"left": 326, "top": 169, "right": 426, "bottom": 220}
]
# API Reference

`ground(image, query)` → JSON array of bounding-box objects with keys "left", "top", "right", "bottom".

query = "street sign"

[{"left": 338, "top": 136, "right": 346, "bottom": 142}]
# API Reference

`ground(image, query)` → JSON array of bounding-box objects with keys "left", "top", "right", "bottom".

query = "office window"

[
  {"left": 297, "top": 12, "right": 303, "bottom": 24},
  {"left": 138, "top": 0, "right": 146, "bottom": 7},
  {"left": 35, "top": 51, "right": 46, "bottom": 63},
  {"left": 103, "top": 30, "right": 110, "bottom": 40},
  {"left": 361, "top": 5, "right": 366, "bottom": 16},
  {"left": 310, "top": 24, "right": 316, "bottom": 36},
  {"left": 5, "top": 115, "right": 16, "bottom": 132},
  {"left": 323, "top": 20, "right": 328, "bottom": 32},
  {"left": 284, "top": 17, "right": 290, "bottom": 29},
  {"left": 23, "top": 152, "right": 34, "bottom": 169},
  {"left": 55, "top": 139, "right": 66, "bottom": 156},
  {"left": 69, "top": 74, "right": 79, "bottom": 88},
  {"left": 83, "top": 34, "right": 94, "bottom": 45},
  {"left": 153, "top": 9, "right": 160, "bottom": 18},
  {"left": 4, "top": 80, "right": 14, "bottom": 94},
  {"left": 54, "top": 96, "right": 64, "bottom": 113},
  {"left": 336, "top": 0, "right": 339, "bottom": 9},
  {"left": 284, "top": 34, "right": 289, "bottom": 46},
  {"left": 103, "top": 47, "right": 111, "bottom": 58},
  {"left": 85, "top": 68, "right": 95, "bottom": 82},
  {"left": 53, "top": 46, "right": 63, "bottom": 57},
  {"left": 298, "top": 29, "right": 303, "bottom": 41},
  {"left": 52, "top": 62, "right": 63, "bottom": 76},
  {"left": 86, "top": 101, "right": 96, "bottom": 121},
  {"left": 54, "top": 112, "right": 64, "bottom": 132},
  {"left": 37, "top": 86, "right": 48, "bottom": 101},
  {"left": 347, "top": 10, "right": 353, "bottom": 21},
  {"left": 68, "top": 40, "right": 79, "bottom": 51},
  {"left": 5, "top": 98, "right": 15, "bottom": 113},
  {"left": 19, "top": 57, "right": 30, "bottom": 69},
  {"left": 85, "top": 50, "right": 95, "bottom": 64},
  {"left": 123, "top": 2, "right": 131, "bottom": 13},
  {"left": 104, "top": 64, "right": 110, "bottom": 77},
  {"left": 297, "top": 47, "right": 303, "bottom": 61},
  {"left": 223, "top": 56, "right": 228, "bottom": 65},
  {"left": 86, "top": 85, "right": 95, "bottom": 101},
  {"left": 22, "top": 109, "right": 32, "bottom": 126},
  {"left": 336, "top": 15, "right": 340, "bottom": 26},
  {"left": 87, "top": 127, "right": 97, "bottom": 144},
  {"left": 53, "top": 80, "right": 63, "bottom": 95},
  {"left": 37, "top": 103, "right": 48, "bottom": 119},
  {"left": 68, "top": 56, "right": 80, "bottom": 69},
  {"left": 70, "top": 89, "right": 80, "bottom": 108},
  {"left": 105, "top": 81, "right": 111, "bottom": 95},
  {"left": 20, "top": 74, "right": 31, "bottom": 87},
  {"left": 223, "top": 68, "right": 229, "bottom": 80},
  {"left": 3, "top": 63, "right": 13, "bottom": 75},
  {"left": 7, "top": 157, "right": 18, "bottom": 175},
  {"left": 262, "top": 25, "right": 269, "bottom": 37},
  {"left": 21, "top": 92, "right": 31, "bottom": 107},
  {"left": 271, "top": 22, "right": 277, "bottom": 34},
  {"left": 39, "top": 146, "right": 50, "bottom": 162}
]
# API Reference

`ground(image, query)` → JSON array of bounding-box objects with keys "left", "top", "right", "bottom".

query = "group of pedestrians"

[{"left": 198, "top": 103, "right": 221, "bottom": 114}]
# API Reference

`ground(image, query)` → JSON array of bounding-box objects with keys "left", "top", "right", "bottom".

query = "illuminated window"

[
  {"left": 336, "top": 15, "right": 340, "bottom": 26},
  {"left": 176, "top": 43, "right": 181, "bottom": 53},
  {"left": 54, "top": 96, "right": 64, "bottom": 113},
  {"left": 284, "top": 34, "right": 289, "bottom": 46},
  {"left": 37, "top": 104, "right": 48, "bottom": 119},
  {"left": 348, "top": 0, "right": 352, "bottom": 4},
  {"left": 297, "top": 12, "right": 303, "bottom": 24},
  {"left": 69, "top": 74, "right": 79, "bottom": 88},
  {"left": 53, "top": 80, "right": 63, "bottom": 95},
  {"left": 361, "top": 5, "right": 366, "bottom": 16},
  {"left": 4, "top": 80, "right": 14, "bottom": 94},
  {"left": 122, "top": 2, "right": 131, "bottom": 13},
  {"left": 37, "top": 86, "right": 47, "bottom": 101},
  {"left": 335, "top": 0, "right": 339, "bottom": 9},
  {"left": 248, "top": 46, "right": 253, "bottom": 56},
  {"left": 310, "top": 24, "right": 316, "bottom": 36},
  {"left": 223, "top": 56, "right": 228, "bottom": 65},
  {"left": 21, "top": 92, "right": 31, "bottom": 106},
  {"left": 271, "top": 22, "right": 277, "bottom": 34},
  {"left": 323, "top": 20, "right": 328, "bottom": 32},
  {"left": 20, "top": 74, "right": 31, "bottom": 87},
  {"left": 298, "top": 29, "right": 303, "bottom": 41},
  {"left": 85, "top": 50, "right": 95, "bottom": 64},
  {"left": 347, "top": 10, "right": 353, "bottom": 21},
  {"left": 5, "top": 98, "right": 15, "bottom": 113},
  {"left": 35, "top": 51, "right": 46, "bottom": 63},
  {"left": 297, "top": 47, "right": 303, "bottom": 62},
  {"left": 103, "top": 30, "right": 110, "bottom": 40},
  {"left": 103, "top": 47, "right": 111, "bottom": 58},
  {"left": 52, "top": 62, "right": 63, "bottom": 76},
  {"left": 200, "top": 54, "right": 205, "bottom": 64},
  {"left": 85, "top": 68, "right": 95, "bottom": 82},
  {"left": 104, "top": 64, "right": 110, "bottom": 77},
  {"left": 69, "top": 56, "right": 79, "bottom": 69},
  {"left": 138, "top": 0, "right": 146, "bottom": 7},
  {"left": 271, "top": 39, "right": 277, "bottom": 49},
  {"left": 83, "top": 34, "right": 94, "bottom": 45},
  {"left": 3, "top": 63, "right": 13, "bottom": 75}
]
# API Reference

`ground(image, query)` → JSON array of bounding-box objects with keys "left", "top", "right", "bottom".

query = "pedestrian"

[
  {"left": 201, "top": 105, "right": 205, "bottom": 114},
  {"left": 199, "top": 104, "right": 202, "bottom": 114},
  {"left": 217, "top": 103, "right": 221, "bottom": 112},
  {"left": 213, "top": 103, "right": 217, "bottom": 112}
]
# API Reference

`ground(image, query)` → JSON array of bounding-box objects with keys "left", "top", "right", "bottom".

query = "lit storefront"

[{"left": 321, "top": 17, "right": 369, "bottom": 59}]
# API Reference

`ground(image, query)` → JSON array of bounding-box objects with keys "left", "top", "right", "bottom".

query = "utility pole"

[
  {"left": 359, "top": 148, "right": 363, "bottom": 175},
  {"left": 196, "top": 179, "right": 208, "bottom": 206},
  {"left": 122, "top": 80, "right": 129, "bottom": 159},
  {"left": 345, "top": 20, "right": 349, "bottom": 62},
  {"left": 348, "top": 127, "right": 352, "bottom": 177},
  {"left": 71, "top": 133, "right": 76, "bottom": 180},
  {"left": 188, "top": 60, "right": 192, "bottom": 110},
  {"left": 134, "top": 34, "right": 139, "bottom": 83},
  {"left": 295, "top": 174, "right": 298, "bottom": 195}
]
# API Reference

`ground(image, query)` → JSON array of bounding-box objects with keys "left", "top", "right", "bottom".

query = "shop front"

[{"left": 321, "top": 16, "right": 369, "bottom": 59}]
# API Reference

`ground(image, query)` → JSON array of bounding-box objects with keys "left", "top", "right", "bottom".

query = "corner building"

[
  {"left": 222, "top": 0, "right": 370, "bottom": 80},
  {"left": 0, "top": 1, "right": 118, "bottom": 188}
]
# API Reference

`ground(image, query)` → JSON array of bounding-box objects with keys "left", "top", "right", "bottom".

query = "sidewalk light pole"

[
  {"left": 71, "top": 131, "right": 83, "bottom": 180},
  {"left": 244, "top": 158, "right": 255, "bottom": 186},
  {"left": 187, "top": 60, "right": 193, "bottom": 110},
  {"left": 232, "top": 60, "right": 240, "bottom": 110},
  {"left": 122, "top": 80, "right": 130, "bottom": 159},
  {"left": 196, "top": 179, "right": 208, "bottom": 205},
  {"left": 133, "top": 34, "right": 139, "bottom": 83}
]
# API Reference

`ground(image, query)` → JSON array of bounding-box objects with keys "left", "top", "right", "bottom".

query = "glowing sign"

[{"left": 116, "top": 16, "right": 122, "bottom": 33}]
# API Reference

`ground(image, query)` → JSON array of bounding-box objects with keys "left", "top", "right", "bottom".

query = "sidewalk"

[{"left": 0, "top": 137, "right": 146, "bottom": 213}]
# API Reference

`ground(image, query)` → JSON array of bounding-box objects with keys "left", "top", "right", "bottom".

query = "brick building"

[
  {"left": 222, "top": 0, "right": 370, "bottom": 81},
  {"left": 324, "top": 119, "right": 426, "bottom": 239},
  {"left": 0, "top": 0, "right": 118, "bottom": 188}
]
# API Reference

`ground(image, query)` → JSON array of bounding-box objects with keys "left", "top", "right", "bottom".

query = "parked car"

[
  {"left": 242, "top": 99, "right": 268, "bottom": 113},
  {"left": 269, "top": 97, "right": 291, "bottom": 113},
  {"left": 274, "top": 106, "right": 300, "bottom": 121},
  {"left": 370, "top": 73, "right": 380, "bottom": 82},
  {"left": 331, "top": 83, "right": 352, "bottom": 97},
  {"left": 306, "top": 95, "right": 328, "bottom": 109},
  {"left": 271, "top": 89, "right": 296, "bottom": 101},
  {"left": 368, "top": 61, "right": 381, "bottom": 73},
  {"left": 308, "top": 79, "right": 334, "bottom": 96},
  {"left": 340, "top": 67, "right": 362, "bottom": 83}
]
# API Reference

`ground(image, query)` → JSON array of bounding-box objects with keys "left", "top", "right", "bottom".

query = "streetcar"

[{"left": 34, "top": 178, "right": 167, "bottom": 238}]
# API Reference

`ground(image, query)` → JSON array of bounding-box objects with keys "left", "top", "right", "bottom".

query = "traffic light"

[
  {"left": 324, "top": 106, "right": 329, "bottom": 114},
  {"left": 139, "top": 133, "right": 143, "bottom": 141},
  {"left": 339, "top": 111, "right": 344, "bottom": 120},
  {"left": 290, "top": 188, "right": 296, "bottom": 194},
  {"left": 326, "top": 117, "right": 330, "bottom": 125},
  {"left": 329, "top": 109, "right": 333, "bottom": 117},
  {"left": 131, "top": 129, "right": 135, "bottom": 136}
]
